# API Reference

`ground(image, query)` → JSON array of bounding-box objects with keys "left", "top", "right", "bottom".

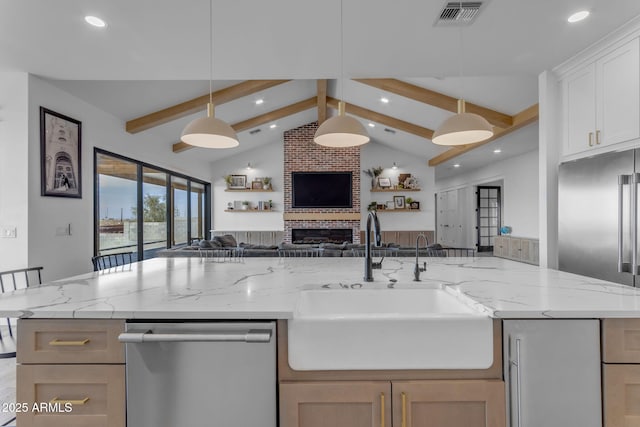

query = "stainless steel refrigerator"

[{"left": 558, "top": 148, "right": 640, "bottom": 286}]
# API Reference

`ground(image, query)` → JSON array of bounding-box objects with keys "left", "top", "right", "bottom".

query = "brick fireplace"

[{"left": 283, "top": 122, "right": 361, "bottom": 243}]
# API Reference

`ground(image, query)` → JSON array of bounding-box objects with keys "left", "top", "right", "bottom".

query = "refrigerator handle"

[
  {"left": 619, "top": 175, "right": 629, "bottom": 272},
  {"left": 633, "top": 174, "right": 639, "bottom": 277}
]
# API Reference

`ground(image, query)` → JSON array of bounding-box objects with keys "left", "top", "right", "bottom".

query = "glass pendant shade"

[
  {"left": 432, "top": 99, "right": 493, "bottom": 146},
  {"left": 314, "top": 101, "right": 370, "bottom": 147},
  {"left": 181, "top": 103, "right": 239, "bottom": 149}
]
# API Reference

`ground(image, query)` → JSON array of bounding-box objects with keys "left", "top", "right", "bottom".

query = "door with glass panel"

[
  {"left": 96, "top": 153, "right": 139, "bottom": 260},
  {"left": 142, "top": 167, "right": 168, "bottom": 259},
  {"left": 171, "top": 177, "right": 189, "bottom": 246},
  {"left": 190, "top": 181, "right": 206, "bottom": 241},
  {"left": 476, "top": 186, "right": 501, "bottom": 252}
]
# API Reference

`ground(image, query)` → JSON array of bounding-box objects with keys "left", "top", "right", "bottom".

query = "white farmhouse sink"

[{"left": 288, "top": 288, "right": 493, "bottom": 371}]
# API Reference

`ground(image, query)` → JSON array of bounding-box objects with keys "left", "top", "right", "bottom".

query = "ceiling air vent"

[
  {"left": 249, "top": 128, "right": 261, "bottom": 135},
  {"left": 435, "top": 2, "right": 484, "bottom": 26}
]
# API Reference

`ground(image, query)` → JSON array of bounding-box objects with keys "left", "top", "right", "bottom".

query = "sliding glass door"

[
  {"left": 95, "top": 152, "right": 138, "bottom": 259},
  {"left": 95, "top": 149, "right": 210, "bottom": 260}
]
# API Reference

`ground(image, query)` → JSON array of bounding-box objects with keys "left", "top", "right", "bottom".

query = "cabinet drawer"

[
  {"left": 16, "top": 364, "right": 125, "bottom": 427},
  {"left": 602, "top": 319, "right": 640, "bottom": 363},
  {"left": 603, "top": 364, "right": 640, "bottom": 427},
  {"left": 17, "top": 319, "right": 125, "bottom": 364}
]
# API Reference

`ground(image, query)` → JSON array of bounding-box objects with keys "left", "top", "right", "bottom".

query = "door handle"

[
  {"left": 509, "top": 338, "right": 523, "bottom": 427},
  {"left": 596, "top": 130, "right": 601, "bottom": 145},
  {"left": 118, "top": 329, "right": 272, "bottom": 343},
  {"left": 588, "top": 132, "right": 594, "bottom": 146}
]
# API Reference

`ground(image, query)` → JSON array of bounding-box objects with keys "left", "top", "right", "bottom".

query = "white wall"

[
  {"left": 0, "top": 72, "right": 29, "bottom": 271},
  {"left": 210, "top": 141, "right": 284, "bottom": 231},
  {"left": 436, "top": 148, "right": 539, "bottom": 244},
  {"left": 26, "top": 76, "right": 214, "bottom": 281},
  {"left": 360, "top": 143, "right": 436, "bottom": 231}
]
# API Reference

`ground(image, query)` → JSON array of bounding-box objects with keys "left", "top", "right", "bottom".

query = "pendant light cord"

[
  {"left": 209, "top": 0, "right": 213, "bottom": 107},
  {"left": 340, "top": 0, "right": 344, "bottom": 102}
]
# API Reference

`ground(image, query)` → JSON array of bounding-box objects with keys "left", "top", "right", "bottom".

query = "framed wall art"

[
  {"left": 40, "top": 107, "right": 82, "bottom": 198},
  {"left": 229, "top": 175, "right": 247, "bottom": 189},
  {"left": 393, "top": 195, "right": 406, "bottom": 209}
]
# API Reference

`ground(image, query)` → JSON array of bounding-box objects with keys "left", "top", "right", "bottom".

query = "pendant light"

[
  {"left": 314, "top": 0, "right": 369, "bottom": 148},
  {"left": 181, "top": 0, "right": 239, "bottom": 149},
  {"left": 432, "top": 2, "right": 493, "bottom": 146}
]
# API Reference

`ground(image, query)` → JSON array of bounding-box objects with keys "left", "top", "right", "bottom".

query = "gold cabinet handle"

[
  {"left": 596, "top": 130, "right": 601, "bottom": 145},
  {"left": 49, "top": 339, "right": 90, "bottom": 346},
  {"left": 380, "top": 393, "right": 385, "bottom": 427},
  {"left": 401, "top": 392, "right": 407, "bottom": 427},
  {"left": 49, "top": 397, "right": 89, "bottom": 405},
  {"left": 588, "top": 132, "right": 594, "bottom": 146}
]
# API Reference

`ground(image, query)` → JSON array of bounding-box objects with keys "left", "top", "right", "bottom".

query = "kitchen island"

[
  {"left": 4, "top": 257, "right": 640, "bottom": 427},
  {"left": 1, "top": 256, "right": 640, "bottom": 319}
]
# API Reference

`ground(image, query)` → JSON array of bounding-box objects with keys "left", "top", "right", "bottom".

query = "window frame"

[{"left": 93, "top": 148, "right": 211, "bottom": 259}]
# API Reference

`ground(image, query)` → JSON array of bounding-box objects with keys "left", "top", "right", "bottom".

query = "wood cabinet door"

[
  {"left": 392, "top": 380, "right": 505, "bottom": 427},
  {"left": 597, "top": 37, "right": 640, "bottom": 147},
  {"left": 563, "top": 63, "right": 596, "bottom": 156},
  {"left": 603, "top": 364, "right": 640, "bottom": 427},
  {"left": 280, "top": 381, "right": 391, "bottom": 427},
  {"left": 16, "top": 364, "right": 125, "bottom": 427},
  {"left": 508, "top": 238, "right": 522, "bottom": 260}
]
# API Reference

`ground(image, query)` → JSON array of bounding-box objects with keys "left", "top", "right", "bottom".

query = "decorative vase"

[
  {"left": 371, "top": 177, "right": 377, "bottom": 190},
  {"left": 263, "top": 184, "right": 270, "bottom": 190}
]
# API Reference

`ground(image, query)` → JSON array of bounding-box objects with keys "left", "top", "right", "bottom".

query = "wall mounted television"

[{"left": 292, "top": 172, "right": 352, "bottom": 208}]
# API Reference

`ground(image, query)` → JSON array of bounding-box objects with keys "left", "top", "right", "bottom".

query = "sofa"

[{"left": 156, "top": 234, "right": 462, "bottom": 259}]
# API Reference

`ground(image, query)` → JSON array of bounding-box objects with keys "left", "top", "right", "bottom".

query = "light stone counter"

[{"left": 1, "top": 256, "right": 639, "bottom": 319}]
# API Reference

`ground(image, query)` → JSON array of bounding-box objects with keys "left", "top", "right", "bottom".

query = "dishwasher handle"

[{"left": 118, "top": 329, "right": 272, "bottom": 344}]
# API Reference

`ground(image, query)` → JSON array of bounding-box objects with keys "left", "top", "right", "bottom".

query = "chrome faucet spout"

[
  {"left": 414, "top": 233, "right": 429, "bottom": 281},
  {"left": 364, "top": 211, "right": 382, "bottom": 282}
]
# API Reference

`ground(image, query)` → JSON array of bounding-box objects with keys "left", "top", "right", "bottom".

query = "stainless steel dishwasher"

[{"left": 119, "top": 321, "right": 276, "bottom": 427}]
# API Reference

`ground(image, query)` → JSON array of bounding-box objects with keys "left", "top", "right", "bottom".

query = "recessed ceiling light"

[
  {"left": 255, "top": 99, "right": 264, "bottom": 105},
  {"left": 568, "top": 10, "right": 590, "bottom": 23},
  {"left": 269, "top": 124, "right": 277, "bottom": 129},
  {"left": 368, "top": 123, "right": 375, "bottom": 128},
  {"left": 453, "top": 164, "right": 461, "bottom": 168},
  {"left": 84, "top": 16, "right": 107, "bottom": 28},
  {"left": 380, "top": 97, "right": 390, "bottom": 104},
  {"left": 493, "top": 149, "right": 502, "bottom": 153}
]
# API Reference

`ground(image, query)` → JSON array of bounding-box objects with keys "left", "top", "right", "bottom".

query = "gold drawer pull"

[
  {"left": 49, "top": 397, "right": 89, "bottom": 405},
  {"left": 401, "top": 392, "right": 407, "bottom": 427},
  {"left": 49, "top": 339, "right": 90, "bottom": 346},
  {"left": 380, "top": 393, "right": 385, "bottom": 427}
]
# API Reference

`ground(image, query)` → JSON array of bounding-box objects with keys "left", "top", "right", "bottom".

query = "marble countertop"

[{"left": 1, "top": 256, "right": 640, "bottom": 319}]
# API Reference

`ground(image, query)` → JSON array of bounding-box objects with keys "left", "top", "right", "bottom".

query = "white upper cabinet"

[{"left": 562, "top": 37, "right": 640, "bottom": 157}]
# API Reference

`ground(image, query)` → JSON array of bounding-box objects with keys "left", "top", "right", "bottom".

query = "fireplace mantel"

[{"left": 283, "top": 213, "right": 361, "bottom": 221}]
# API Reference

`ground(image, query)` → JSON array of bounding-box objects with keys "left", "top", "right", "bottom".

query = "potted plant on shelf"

[
  {"left": 262, "top": 177, "right": 272, "bottom": 190},
  {"left": 406, "top": 197, "right": 414, "bottom": 209},
  {"left": 368, "top": 201, "right": 377, "bottom": 211},
  {"left": 241, "top": 201, "right": 250, "bottom": 211},
  {"left": 224, "top": 175, "right": 233, "bottom": 189},
  {"left": 363, "top": 166, "right": 384, "bottom": 190}
]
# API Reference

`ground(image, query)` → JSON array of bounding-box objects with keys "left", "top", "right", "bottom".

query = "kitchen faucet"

[
  {"left": 364, "top": 210, "right": 382, "bottom": 282},
  {"left": 414, "top": 233, "right": 428, "bottom": 281}
]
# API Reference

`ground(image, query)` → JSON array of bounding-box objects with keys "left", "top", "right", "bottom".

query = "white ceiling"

[{"left": 2, "top": 0, "right": 639, "bottom": 178}]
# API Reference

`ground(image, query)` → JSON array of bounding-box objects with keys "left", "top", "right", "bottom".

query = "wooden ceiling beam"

[
  {"left": 126, "top": 80, "right": 290, "bottom": 134},
  {"left": 173, "top": 96, "right": 318, "bottom": 153},
  {"left": 327, "top": 97, "right": 434, "bottom": 140},
  {"left": 428, "top": 103, "right": 539, "bottom": 166},
  {"left": 317, "top": 79, "right": 327, "bottom": 125},
  {"left": 353, "top": 78, "right": 514, "bottom": 129}
]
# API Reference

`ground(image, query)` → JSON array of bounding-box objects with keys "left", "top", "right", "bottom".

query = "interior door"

[{"left": 476, "top": 186, "right": 501, "bottom": 252}]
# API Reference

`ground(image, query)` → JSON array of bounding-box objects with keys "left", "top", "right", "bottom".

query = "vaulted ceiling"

[{"left": 3, "top": 0, "right": 640, "bottom": 178}]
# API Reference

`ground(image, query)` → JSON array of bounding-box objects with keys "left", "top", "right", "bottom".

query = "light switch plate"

[{"left": 1, "top": 226, "right": 17, "bottom": 238}]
